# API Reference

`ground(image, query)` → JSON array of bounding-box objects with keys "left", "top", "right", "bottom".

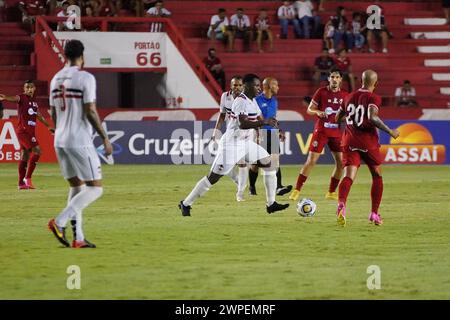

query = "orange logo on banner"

[
  {"left": 380, "top": 123, "right": 445, "bottom": 164},
  {"left": 0, "top": 120, "right": 57, "bottom": 163}
]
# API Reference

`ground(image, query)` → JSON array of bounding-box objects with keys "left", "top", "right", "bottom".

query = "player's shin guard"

[
  {"left": 67, "top": 185, "right": 86, "bottom": 206},
  {"left": 371, "top": 176, "right": 383, "bottom": 214},
  {"left": 227, "top": 167, "right": 239, "bottom": 185},
  {"left": 295, "top": 174, "right": 307, "bottom": 191},
  {"left": 329, "top": 177, "right": 340, "bottom": 193},
  {"left": 183, "top": 176, "right": 212, "bottom": 207},
  {"left": 237, "top": 166, "right": 248, "bottom": 194},
  {"left": 338, "top": 177, "right": 353, "bottom": 204},
  {"left": 25, "top": 153, "right": 40, "bottom": 179},
  {"left": 262, "top": 169, "right": 277, "bottom": 206},
  {"left": 18, "top": 160, "right": 27, "bottom": 185}
]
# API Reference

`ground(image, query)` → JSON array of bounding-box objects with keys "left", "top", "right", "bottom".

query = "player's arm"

[
  {"left": 83, "top": 102, "right": 113, "bottom": 156},
  {"left": 50, "top": 106, "right": 57, "bottom": 126},
  {"left": 212, "top": 112, "right": 226, "bottom": 141},
  {"left": 368, "top": 106, "right": 399, "bottom": 139},
  {"left": 0, "top": 94, "right": 20, "bottom": 103},
  {"left": 239, "top": 114, "right": 277, "bottom": 129},
  {"left": 335, "top": 107, "right": 346, "bottom": 123},
  {"left": 306, "top": 100, "right": 326, "bottom": 118},
  {"left": 37, "top": 111, "right": 55, "bottom": 133}
]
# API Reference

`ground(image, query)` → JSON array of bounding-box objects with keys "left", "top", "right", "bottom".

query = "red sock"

[
  {"left": 26, "top": 154, "right": 40, "bottom": 179},
  {"left": 18, "top": 160, "right": 27, "bottom": 185},
  {"left": 295, "top": 174, "right": 308, "bottom": 191},
  {"left": 371, "top": 176, "right": 383, "bottom": 214},
  {"left": 338, "top": 177, "right": 353, "bottom": 204},
  {"left": 329, "top": 177, "right": 340, "bottom": 193}
]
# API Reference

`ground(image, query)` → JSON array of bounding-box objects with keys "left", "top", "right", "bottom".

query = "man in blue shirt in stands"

[{"left": 250, "top": 77, "right": 292, "bottom": 196}]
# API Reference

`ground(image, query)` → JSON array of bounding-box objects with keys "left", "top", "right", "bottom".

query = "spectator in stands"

[
  {"left": 56, "top": 1, "right": 70, "bottom": 31},
  {"left": 395, "top": 80, "right": 418, "bottom": 107},
  {"left": 331, "top": 6, "right": 353, "bottom": 52},
  {"left": 443, "top": 0, "right": 450, "bottom": 24},
  {"left": 351, "top": 12, "right": 366, "bottom": 51},
  {"left": 230, "top": 8, "right": 253, "bottom": 52},
  {"left": 204, "top": 48, "right": 226, "bottom": 90},
  {"left": 312, "top": 49, "right": 335, "bottom": 85},
  {"left": 333, "top": 48, "right": 355, "bottom": 91},
  {"left": 277, "top": 1, "right": 301, "bottom": 39},
  {"left": 366, "top": 6, "right": 389, "bottom": 53},
  {"left": 294, "top": 0, "right": 321, "bottom": 39},
  {"left": 255, "top": 9, "right": 273, "bottom": 53},
  {"left": 146, "top": 0, "right": 171, "bottom": 32},
  {"left": 19, "top": 0, "right": 47, "bottom": 34},
  {"left": 207, "top": 8, "right": 233, "bottom": 51},
  {"left": 0, "top": 101, "right": 3, "bottom": 119}
]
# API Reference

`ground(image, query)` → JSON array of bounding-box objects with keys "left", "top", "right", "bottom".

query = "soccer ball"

[{"left": 297, "top": 198, "right": 317, "bottom": 217}]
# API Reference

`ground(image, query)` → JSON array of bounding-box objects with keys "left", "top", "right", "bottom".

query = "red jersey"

[
  {"left": 17, "top": 94, "right": 38, "bottom": 135},
  {"left": 341, "top": 88, "right": 382, "bottom": 150},
  {"left": 311, "top": 86, "right": 348, "bottom": 137},
  {"left": 19, "top": 0, "right": 45, "bottom": 16},
  {"left": 333, "top": 56, "right": 351, "bottom": 73}
]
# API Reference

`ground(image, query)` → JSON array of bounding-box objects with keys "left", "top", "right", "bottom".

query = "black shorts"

[{"left": 259, "top": 129, "right": 280, "bottom": 155}]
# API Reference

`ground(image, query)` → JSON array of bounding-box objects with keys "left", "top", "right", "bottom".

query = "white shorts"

[
  {"left": 211, "top": 139, "right": 270, "bottom": 175},
  {"left": 55, "top": 146, "right": 102, "bottom": 181}
]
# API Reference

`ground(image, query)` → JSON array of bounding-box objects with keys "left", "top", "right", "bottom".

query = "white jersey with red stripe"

[
  {"left": 219, "top": 90, "right": 235, "bottom": 123},
  {"left": 223, "top": 93, "right": 260, "bottom": 142},
  {"left": 50, "top": 66, "right": 97, "bottom": 148}
]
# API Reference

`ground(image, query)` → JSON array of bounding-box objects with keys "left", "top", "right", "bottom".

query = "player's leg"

[
  {"left": 289, "top": 151, "right": 321, "bottom": 201},
  {"left": 363, "top": 148, "right": 384, "bottom": 225},
  {"left": 236, "top": 162, "right": 248, "bottom": 202},
  {"left": 325, "top": 137, "right": 343, "bottom": 200},
  {"left": 18, "top": 147, "right": 30, "bottom": 189},
  {"left": 336, "top": 148, "right": 360, "bottom": 226},
  {"left": 248, "top": 164, "right": 259, "bottom": 195},
  {"left": 325, "top": 151, "right": 342, "bottom": 200},
  {"left": 180, "top": 144, "right": 234, "bottom": 215},
  {"left": 180, "top": 171, "right": 223, "bottom": 216},
  {"left": 24, "top": 145, "right": 41, "bottom": 189}
]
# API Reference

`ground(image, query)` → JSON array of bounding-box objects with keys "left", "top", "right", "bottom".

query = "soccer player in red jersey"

[
  {"left": 289, "top": 68, "right": 348, "bottom": 202},
  {"left": 335, "top": 70, "right": 399, "bottom": 226},
  {"left": 0, "top": 80, "right": 54, "bottom": 189}
]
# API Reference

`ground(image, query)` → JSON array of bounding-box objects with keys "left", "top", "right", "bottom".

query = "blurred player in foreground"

[
  {"left": 0, "top": 80, "right": 54, "bottom": 190},
  {"left": 335, "top": 69, "right": 400, "bottom": 226},
  {"left": 179, "top": 74, "right": 289, "bottom": 216},
  {"left": 47, "top": 40, "right": 113, "bottom": 248}
]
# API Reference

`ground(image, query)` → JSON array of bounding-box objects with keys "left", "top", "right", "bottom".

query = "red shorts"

[
  {"left": 342, "top": 145, "right": 382, "bottom": 167},
  {"left": 17, "top": 131, "right": 39, "bottom": 150},
  {"left": 309, "top": 131, "right": 342, "bottom": 153}
]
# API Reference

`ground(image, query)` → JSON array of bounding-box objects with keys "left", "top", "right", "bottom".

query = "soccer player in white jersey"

[
  {"left": 47, "top": 40, "right": 112, "bottom": 248},
  {"left": 179, "top": 74, "right": 290, "bottom": 216},
  {"left": 212, "top": 76, "right": 249, "bottom": 202}
]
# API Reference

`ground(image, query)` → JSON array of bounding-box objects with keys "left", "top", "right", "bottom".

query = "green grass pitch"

[{"left": 0, "top": 163, "right": 449, "bottom": 299}]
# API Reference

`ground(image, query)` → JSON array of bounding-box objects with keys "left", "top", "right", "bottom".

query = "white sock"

[
  {"left": 75, "top": 211, "right": 84, "bottom": 241},
  {"left": 237, "top": 166, "right": 248, "bottom": 194},
  {"left": 228, "top": 167, "right": 239, "bottom": 185},
  {"left": 263, "top": 170, "right": 277, "bottom": 206},
  {"left": 55, "top": 185, "right": 87, "bottom": 228},
  {"left": 183, "top": 176, "right": 212, "bottom": 206},
  {"left": 67, "top": 185, "right": 86, "bottom": 206},
  {"left": 67, "top": 186, "right": 103, "bottom": 241}
]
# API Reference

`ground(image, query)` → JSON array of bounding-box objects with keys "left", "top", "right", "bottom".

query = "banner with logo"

[
  {"left": 379, "top": 121, "right": 449, "bottom": 164},
  {"left": 54, "top": 32, "right": 166, "bottom": 69},
  {"left": 2, "top": 120, "right": 448, "bottom": 165}
]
